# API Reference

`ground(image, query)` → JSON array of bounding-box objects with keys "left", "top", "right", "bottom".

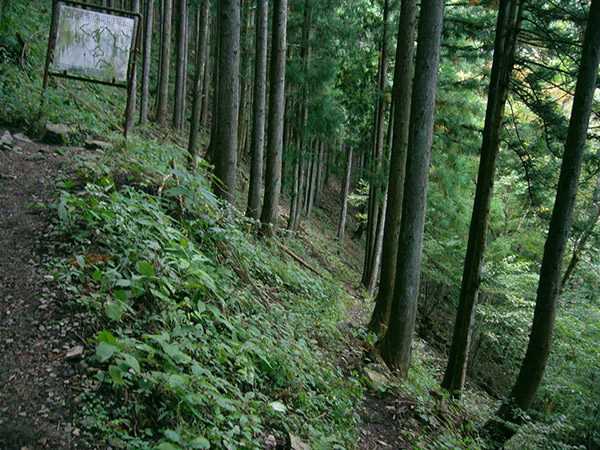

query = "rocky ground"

[{"left": 0, "top": 128, "right": 93, "bottom": 450}]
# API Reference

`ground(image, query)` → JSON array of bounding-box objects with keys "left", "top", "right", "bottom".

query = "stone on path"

[
  {"left": 1, "top": 130, "right": 14, "bottom": 150},
  {"left": 287, "top": 433, "right": 311, "bottom": 450},
  {"left": 65, "top": 345, "right": 84, "bottom": 361},
  {"left": 84, "top": 139, "right": 113, "bottom": 152},
  {"left": 44, "top": 123, "right": 74, "bottom": 145}
]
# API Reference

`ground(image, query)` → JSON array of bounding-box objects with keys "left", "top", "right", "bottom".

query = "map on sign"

[{"left": 51, "top": 4, "right": 135, "bottom": 84}]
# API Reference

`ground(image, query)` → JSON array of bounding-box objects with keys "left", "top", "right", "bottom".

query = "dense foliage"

[{"left": 1, "top": 0, "right": 599, "bottom": 448}]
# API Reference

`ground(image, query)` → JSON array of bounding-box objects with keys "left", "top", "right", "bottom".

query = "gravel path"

[{"left": 0, "top": 130, "right": 88, "bottom": 449}]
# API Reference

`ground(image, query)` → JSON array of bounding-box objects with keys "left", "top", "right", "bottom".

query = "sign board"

[
  {"left": 42, "top": 0, "right": 142, "bottom": 138},
  {"left": 51, "top": 4, "right": 136, "bottom": 85}
]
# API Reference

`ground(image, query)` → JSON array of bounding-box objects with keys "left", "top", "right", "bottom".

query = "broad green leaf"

[
  {"left": 268, "top": 401, "right": 287, "bottom": 412},
  {"left": 189, "top": 436, "right": 210, "bottom": 449},
  {"left": 164, "top": 429, "right": 181, "bottom": 443},
  {"left": 96, "top": 341, "right": 116, "bottom": 362},
  {"left": 108, "top": 365, "right": 124, "bottom": 386},
  {"left": 105, "top": 300, "right": 125, "bottom": 321},
  {"left": 138, "top": 260, "right": 155, "bottom": 278},
  {"left": 76, "top": 255, "right": 85, "bottom": 269},
  {"left": 156, "top": 443, "right": 181, "bottom": 450},
  {"left": 118, "top": 353, "right": 140, "bottom": 374},
  {"left": 97, "top": 330, "right": 117, "bottom": 345},
  {"left": 92, "top": 269, "right": 102, "bottom": 281}
]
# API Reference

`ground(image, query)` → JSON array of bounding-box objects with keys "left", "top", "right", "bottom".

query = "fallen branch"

[{"left": 275, "top": 240, "right": 321, "bottom": 276}]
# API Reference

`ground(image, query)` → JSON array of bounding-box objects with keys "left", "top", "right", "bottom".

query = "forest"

[{"left": 0, "top": 0, "right": 599, "bottom": 449}]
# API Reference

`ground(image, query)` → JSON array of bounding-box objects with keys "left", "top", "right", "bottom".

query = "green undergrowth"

[{"left": 49, "top": 142, "right": 362, "bottom": 449}]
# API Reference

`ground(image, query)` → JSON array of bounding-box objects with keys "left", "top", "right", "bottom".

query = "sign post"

[{"left": 42, "top": 0, "right": 142, "bottom": 139}]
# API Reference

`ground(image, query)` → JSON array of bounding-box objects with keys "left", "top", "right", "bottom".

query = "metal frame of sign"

[{"left": 42, "top": 0, "right": 142, "bottom": 138}]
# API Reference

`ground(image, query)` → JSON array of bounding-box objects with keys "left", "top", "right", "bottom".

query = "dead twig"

[{"left": 275, "top": 240, "right": 322, "bottom": 276}]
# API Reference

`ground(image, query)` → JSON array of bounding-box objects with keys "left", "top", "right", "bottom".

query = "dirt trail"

[{"left": 0, "top": 130, "right": 88, "bottom": 449}]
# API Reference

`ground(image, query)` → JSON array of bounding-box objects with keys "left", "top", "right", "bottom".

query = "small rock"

[
  {"left": 363, "top": 367, "right": 389, "bottom": 392},
  {"left": 65, "top": 345, "right": 84, "bottom": 361},
  {"left": 0, "top": 130, "right": 13, "bottom": 148},
  {"left": 14, "top": 132, "right": 32, "bottom": 143},
  {"left": 25, "top": 152, "right": 44, "bottom": 161},
  {"left": 286, "top": 433, "right": 311, "bottom": 450},
  {"left": 44, "top": 123, "right": 74, "bottom": 144},
  {"left": 43, "top": 275, "right": 54, "bottom": 282},
  {"left": 5, "top": 339, "right": 14, "bottom": 344},
  {"left": 85, "top": 139, "right": 113, "bottom": 151},
  {"left": 264, "top": 435, "right": 277, "bottom": 449},
  {"left": 80, "top": 416, "right": 97, "bottom": 428}
]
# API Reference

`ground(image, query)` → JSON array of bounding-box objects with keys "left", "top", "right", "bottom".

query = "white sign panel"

[{"left": 52, "top": 4, "right": 135, "bottom": 84}]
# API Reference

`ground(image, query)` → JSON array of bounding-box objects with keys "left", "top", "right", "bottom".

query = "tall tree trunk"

[
  {"left": 139, "top": 0, "right": 154, "bottom": 125},
  {"left": 246, "top": 0, "right": 269, "bottom": 219},
  {"left": 173, "top": 0, "right": 187, "bottom": 132},
  {"left": 207, "top": 1, "right": 221, "bottom": 163},
  {"left": 484, "top": 1, "right": 600, "bottom": 444},
  {"left": 367, "top": 185, "right": 388, "bottom": 295},
  {"left": 560, "top": 178, "right": 600, "bottom": 294},
  {"left": 125, "top": 0, "right": 140, "bottom": 134},
  {"left": 237, "top": 1, "right": 254, "bottom": 157},
  {"left": 378, "top": 0, "right": 446, "bottom": 376},
  {"left": 337, "top": 143, "right": 353, "bottom": 243},
  {"left": 368, "top": 0, "right": 417, "bottom": 335},
  {"left": 260, "top": 0, "right": 288, "bottom": 234},
  {"left": 363, "top": 0, "right": 391, "bottom": 287},
  {"left": 210, "top": 0, "right": 241, "bottom": 203},
  {"left": 156, "top": 0, "right": 172, "bottom": 127},
  {"left": 441, "top": 0, "right": 523, "bottom": 397},
  {"left": 200, "top": 26, "right": 211, "bottom": 127},
  {"left": 188, "top": 0, "right": 210, "bottom": 164}
]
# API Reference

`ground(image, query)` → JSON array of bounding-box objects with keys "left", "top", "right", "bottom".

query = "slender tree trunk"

[
  {"left": 441, "top": 0, "right": 524, "bottom": 397},
  {"left": 484, "top": 2, "right": 600, "bottom": 443},
  {"left": 368, "top": 186, "right": 388, "bottom": 295},
  {"left": 378, "top": 0, "right": 446, "bottom": 376},
  {"left": 200, "top": 27, "right": 211, "bottom": 127},
  {"left": 173, "top": 0, "right": 187, "bottom": 132},
  {"left": 139, "top": 0, "right": 154, "bottom": 125},
  {"left": 560, "top": 178, "right": 600, "bottom": 294},
  {"left": 124, "top": 0, "right": 140, "bottom": 134},
  {"left": 207, "top": 2, "right": 221, "bottom": 163},
  {"left": 156, "top": 0, "right": 172, "bottom": 127},
  {"left": 246, "top": 0, "right": 269, "bottom": 219},
  {"left": 363, "top": 0, "right": 391, "bottom": 287},
  {"left": 368, "top": 0, "right": 417, "bottom": 335},
  {"left": 237, "top": 2, "right": 254, "bottom": 157},
  {"left": 210, "top": 0, "right": 241, "bottom": 203},
  {"left": 187, "top": 0, "right": 210, "bottom": 164},
  {"left": 337, "top": 143, "right": 353, "bottom": 243},
  {"left": 260, "top": 0, "right": 288, "bottom": 234}
]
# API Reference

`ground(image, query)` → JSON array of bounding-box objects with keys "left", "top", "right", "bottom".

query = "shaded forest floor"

[
  {"left": 0, "top": 129, "right": 92, "bottom": 449},
  {"left": 0, "top": 127, "right": 488, "bottom": 450}
]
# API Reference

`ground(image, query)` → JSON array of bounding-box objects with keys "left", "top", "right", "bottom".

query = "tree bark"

[
  {"left": 368, "top": 0, "right": 417, "bottom": 335},
  {"left": 441, "top": 0, "right": 523, "bottom": 396},
  {"left": 363, "top": 0, "right": 391, "bottom": 287},
  {"left": 378, "top": 0, "right": 446, "bottom": 376},
  {"left": 210, "top": 0, "right": 241, "bottom": 204},
  {"left": 124, "top": 0, "right": 140, "bottom": 134},
  {"left": 200, "top": 25, "right": 212, "bottom": 127},
  {"left": 156, "top": 0, "right": 172, "bottom": 127},
  {"left": 139, "top": 0, "right": 154, "bottom": 125},
  {"left": 173, "top": 0, "right": 188, "bottom": 132},
  {"left": 337, "top": 143, "right": 353, "bottom": 243},
  {"left": 246, "top": 0, "right": 268, "bottom": 220},
  {"left": 260, "top": 0, "right": 288, "bottom": 234},
  {"left": 187, "top": 0, "right": 210, "bottom": 164},
  {"left": 484, "top": 0, "right": 600, "bottom": 444},
  {"left": 559, "top": 178, "right": 600, "bottom": 295}
]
